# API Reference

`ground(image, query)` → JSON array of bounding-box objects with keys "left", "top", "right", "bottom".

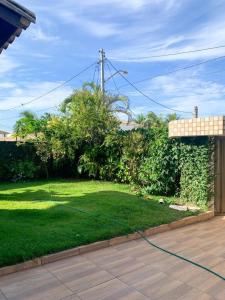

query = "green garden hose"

[
  {"left": 137, "top": 231, "right": 225, "bottom": 281},
  {"left": 58, "top": 203, "right": 225, "bottom": 281}
]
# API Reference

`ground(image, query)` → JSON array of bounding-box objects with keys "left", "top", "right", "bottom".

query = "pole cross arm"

[{"left": 105, "top": 70, "right": 128, "bottom": 83}]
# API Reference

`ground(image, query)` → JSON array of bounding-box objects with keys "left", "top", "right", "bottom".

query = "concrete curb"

[{"left": 0, "top": 211, "right": 214, "bottom": 277}]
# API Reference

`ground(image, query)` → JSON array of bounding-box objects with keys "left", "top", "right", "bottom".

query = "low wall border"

[{"left": 0, "top": 211, "right": 214, "bottom": 277}]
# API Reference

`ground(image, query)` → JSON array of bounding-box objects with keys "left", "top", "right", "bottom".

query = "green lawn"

[{"left": 0, "top": 179, "right": 196, "bottom": 267}]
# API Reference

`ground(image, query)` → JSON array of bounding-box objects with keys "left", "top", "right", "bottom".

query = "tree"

[
  {"left": 60, "top": 83, "right": 120, "bottom": 177},
  {"left": 105, "top": 93, "right": 132, "bottom": 121},
  {"left": 135, "top": 113, "right": 145, "bottom": 125},
  {"left": 14, "top": 111, "right": 41, "bottom": 138},
  {"left": 62, "top": 82, "right": 132, "bottom": 121}
]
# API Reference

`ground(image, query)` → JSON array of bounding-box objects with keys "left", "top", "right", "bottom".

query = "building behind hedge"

[{"left": 169, "top": 117, "right": 225, "bottom": 215}]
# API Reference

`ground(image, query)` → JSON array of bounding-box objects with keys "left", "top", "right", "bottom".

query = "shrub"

[
  {"left": 10, "top": 160, "right": 40, "bottom": 181},
  {"left": 117, "top": 130, "right": 147, "bottom": 183},
  {"left": 179, "top": 138, "right": 213, "bottom": 207},
  {"left": 9, "top": 102, "right": 214, "bottom": 208},
  {"left": 0, "top": 142, "right": 41, "bottom": 181},
  {"left": 138, "top": 126, "right": 180, "bottom": 195}
]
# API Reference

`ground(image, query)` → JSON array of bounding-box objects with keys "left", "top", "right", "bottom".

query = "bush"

[
  {"left": 138, "top": 126, "right": 180, "bottom": 196},
  {"left": 0, "top": 142, "right": 40, "bottom": 181},
  {"left": 7, "top": 108, "right": 213, "bottom": 208},
  {"left": 179, "top": 138, "right": 213, "bottom": 207},
  {"left": 100, "top": 114, "right": 213, "bottom": 207},
  {"left": 10, "top": 160, "right": 40, "bottom": 181},
  {"left": 117, "top": 130, "right": 147, "bottom": 183}
]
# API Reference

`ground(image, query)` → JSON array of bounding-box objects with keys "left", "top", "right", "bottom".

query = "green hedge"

[
  {"left": 0, "top": 133, "right": 214, "bottom": 208},
  {"left": 107, "top": 129, "right": 213, "bottom": 207},
  {"left": 0, "top": 142, "right": 79, "bottom": 181},
  {"left": 179, "top": 137, "right": 213, "bottom": 207},
  {"left": 0, "top": 142, "right": 41, "bottom": 181}
]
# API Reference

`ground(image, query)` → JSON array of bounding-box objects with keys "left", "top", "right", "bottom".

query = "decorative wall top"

[{"left": 169, "top": 116, "right": 225, "bottom": 138}]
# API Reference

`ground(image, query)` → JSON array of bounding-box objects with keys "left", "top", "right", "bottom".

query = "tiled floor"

[{"left": 0, "top": 217, "right": 225, "bottom": 299}]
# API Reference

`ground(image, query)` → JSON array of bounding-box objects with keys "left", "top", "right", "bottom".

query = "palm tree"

[
  {"left": 135, "top": 114, "right": 146, "bottom": 125},
  {"left": 61, "top": 82, "right": 132, "bottom": 121},
  {"left": 105, "top": 92, "right": 132, "bottom": 122},
  {"left": 14, "top": 111, "right": 40, "bottom": 138}
]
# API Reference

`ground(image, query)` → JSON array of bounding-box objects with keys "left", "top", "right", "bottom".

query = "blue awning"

[{"left": 0, "top": 0, "right": 36, "bottom": 54}]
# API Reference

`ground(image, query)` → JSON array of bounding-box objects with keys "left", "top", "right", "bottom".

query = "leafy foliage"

[
  {"left": 0, "top": 142, "right": 41, "bottom": 181},
  {"left": 117, "top": 130, "right": 147, "bottom": 183},
  {"left": 14, "top": 111, "right": 42, "bottom": 138},
  {"left": 10, "top": 160, "right": 39, "bottom": 181},
  {"left": 12, "top": 83, "right": 213, "bottom": 206},
  {"left": 179, "top": 138, "right": 213, "bottom": 207},
  {"left": 138, "top": 125, "right": 180, "bottom": 196}
]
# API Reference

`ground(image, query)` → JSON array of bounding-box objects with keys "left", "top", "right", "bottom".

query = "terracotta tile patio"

[{"left": 0, "top": 217, "right": 225, "bottom": 300}]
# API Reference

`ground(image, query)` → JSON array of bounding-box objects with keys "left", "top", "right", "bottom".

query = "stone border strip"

[{"left": 0, "top": 211, "right": 214, "bottom": 277}]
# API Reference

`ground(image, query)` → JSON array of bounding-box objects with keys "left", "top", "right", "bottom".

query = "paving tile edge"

[{"left": 0, "top": 210, "right": 214, "bottom": 277}]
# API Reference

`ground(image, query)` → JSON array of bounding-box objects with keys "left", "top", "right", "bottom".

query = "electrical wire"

[
  {"left": 119, "top": 54, "right": 225, "bottom": 89},
  {"left": 106, "top": 62, "right": 138, "bottom": 120},
  {"left": 96, "top": 63, "right": 100, "bottom": 86},
  {"left": 114, "top": 45, "right": 225, "bottom": 61},
  {"left": 92, "top": 65, "right": 97, "bottom": 84},
  {"left": 0, "top": 106, "right": 59, "bottom": 122},
  {"left": 105, "top": 61, "right": 120, "bottom": 94},
  {"left": 0, "top": 62, "right": 97, "bottom": 112},
  {"left": 0, "top": 62, "right": 97, "bottom": 126},
  {"left": 107, "top": 59, "right": 192, "bottom": 114}
]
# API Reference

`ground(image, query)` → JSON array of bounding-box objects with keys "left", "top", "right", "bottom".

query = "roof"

[
  {"left": 120, "top": 121, "right": 140, "bottom": 131},
  {"left": 0, "top": 130, "right": 10, "bottom": 134},
  {"left": 0, "top": 0, "right": 36, "bottom": 54}
]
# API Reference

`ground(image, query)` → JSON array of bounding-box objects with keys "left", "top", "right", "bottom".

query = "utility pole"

[
  {"left": 99, "top": 48, "right": 105, "bottom": 96},
  {"left": 193, "top": 106, "right": 198, "bottom": 118}
]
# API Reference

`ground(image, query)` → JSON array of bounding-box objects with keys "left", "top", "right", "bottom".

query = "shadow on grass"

[
  {"left": 0, "top": 185, "right": 194, "bottom": 233},
  {"left": 0, "top": 182, "right": 195, "bottom": 267},
  {"left": 0, "top": 178, "right": 91, "bottom": 192}
]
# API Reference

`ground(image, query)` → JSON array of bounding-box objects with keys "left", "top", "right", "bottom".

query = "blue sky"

[{"left": 1, "top": 0, "right": 225, "bottom": 131}]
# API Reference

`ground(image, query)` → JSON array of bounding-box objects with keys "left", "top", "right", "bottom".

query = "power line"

[
  {"left": 0, "top": 62, "right": 97, "bottom": 112},
  {"left": 107, "top": 59, "right": 192, "bottom": 114},
  {"left": 119, "top": 54, "right": 225, "bottom": 89},
  {"left": 92, "top": 64, "right": 98, "bottom": 83},
  {"left": 114, "top": 45, "right": 225, "bottom": 61},
  {"left": 96, "top": 63, "right": 100, "bottom": 86},
  {"left": 106, "top": 61, "right": 137, "bottom": 120},
  {"left": 0, "top": 106, "right": 58, "bottom": 122},
  {"left": 105, "top": 61, "right": 120, "bottom": 94}
]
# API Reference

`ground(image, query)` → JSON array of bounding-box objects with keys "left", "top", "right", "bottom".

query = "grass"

[{"left": 0, "top": 179, "right": 196, "bottom": 267}]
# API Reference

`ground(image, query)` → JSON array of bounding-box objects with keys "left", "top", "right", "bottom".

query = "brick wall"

[{"left": 169, "top": 116, "right": 225, "bottom": 137}]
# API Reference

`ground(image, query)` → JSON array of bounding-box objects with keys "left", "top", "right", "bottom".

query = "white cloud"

[
  {"left": 27, "top": 27, "right": 59, "bottom": 42},
  {"left": 143, "top": 72, "right": 225, "bottom": 116},
  {"left": 56, "top": 9, "right": 121, "bottom": 38},
  {"left": 0, "top": 81, "right": 73, "bottom": 111},
  {"left": 131, "top": 105, "right": 150, "bottom": 115},
  {"left": 81, "top": 19, "right": 120, "bottom": 38},
  {"left": 108, "top": 4, "right": 225, "bottom": 62},
  {"left": 0, "top": 55, "right": 20, "bottom": 75},
  {"left": 35, "top": 0, "right": 179, "bottom": 39},
  {"left": 51, "top": 0, "right": 168, "bottom": 11},
  {"left": 0, "top": 79, "right": 74, "bottom": 130},
  {"left": 0, "top": 82, "right": 17, "bottom": 89},
  {"left": 3, "top": 0, "right": 225, "bottom": 123}
]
